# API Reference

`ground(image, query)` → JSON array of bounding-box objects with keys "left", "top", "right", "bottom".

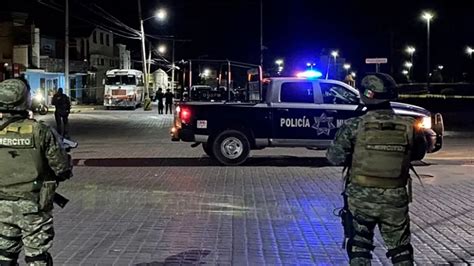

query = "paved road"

[{"left": 30, "top": 109, "right": 473, "bottom": 265}]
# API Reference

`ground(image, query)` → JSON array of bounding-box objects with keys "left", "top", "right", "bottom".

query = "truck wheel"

[
  {"left": 202, "top": 142, "right": 214, "bottom": 158},
  {"left": 212, "top": 130, "right": 250, "bottom": 166}
]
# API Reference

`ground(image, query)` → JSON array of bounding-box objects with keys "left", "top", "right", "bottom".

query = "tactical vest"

[
  {"left": 0, "top": 119, "right": 43, "bottom": 198},
  {"left": 351, "top": 111, "right": 414, "bottom": 188}
]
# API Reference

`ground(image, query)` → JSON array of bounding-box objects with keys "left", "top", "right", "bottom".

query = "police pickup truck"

[{"left": 171, "top": 77, "right": 444, "bottom": 166}]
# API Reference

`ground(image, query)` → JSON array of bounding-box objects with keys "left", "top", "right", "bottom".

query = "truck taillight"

[{"left": 180, "top": 107, "right": 191, "bottom": 124}]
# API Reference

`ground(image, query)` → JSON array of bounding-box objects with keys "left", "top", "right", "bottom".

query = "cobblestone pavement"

[{"left": 26, "top": 109, "right": 474, "bottom": 265}]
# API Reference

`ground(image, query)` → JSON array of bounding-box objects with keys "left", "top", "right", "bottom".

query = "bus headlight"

[{"left": 418, "top": 116, "right": 432, "bottom": 129}]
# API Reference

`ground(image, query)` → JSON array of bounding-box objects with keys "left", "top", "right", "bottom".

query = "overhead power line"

[{"left": 37, "top": 0, "right": 140, "bottom": 39}]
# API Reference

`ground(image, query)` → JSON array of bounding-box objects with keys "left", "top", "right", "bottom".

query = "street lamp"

[
  {"left": 350, "top": 71, "right": 356, "bottom": 78},
  {"left": 466, "top": 46, "right": 474, "bottom": 59},
  {"left": 275, "top": 59, "right": 284, "bottom": 75},
  {"left": 325, "top": 50, "right": 339, "bottom": 79},
  {"left": 158, "top": 45, "right": 167, "bottom": 54},
  {"left": 201, "top": 68, "right": 210, "bottom": 78},
  {"left": 406, "top": 46, "right": 416, "bottom": 63},
  {"left": 437, "top": 65, "right": 444, "bottom": 70},
  {"left": 422, "top": 11, "right": 434, "bottom": 89},
  {"left": 138, "top": 1, "right": 168, "bottom": 100},
  {"left": 343, "top": 63, "right": 351, "bottom": 75},
  {"left": 156, "top": 9, "right": 167, "bottom": 21},
  {"left": 143, "top": 8, "right": 167, "bottom": 22},
  {"left": 404, "top": 61, "right": 413, "bottom": 81},
  {"left": 306, "top": 62, "right": 316, "bottom": 70},
  {"left": 331, "top": 51, "right": 338, "bottom": 79},
  {"left": 402, "top": 69, "right": 409, "bottom": 76}
]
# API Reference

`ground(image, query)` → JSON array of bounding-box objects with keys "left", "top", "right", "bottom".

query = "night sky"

[{"left": 5, "top": 0, "right": 474, "bottom": 81}]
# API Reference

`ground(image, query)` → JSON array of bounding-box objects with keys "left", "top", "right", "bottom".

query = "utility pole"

[
  {"left": 65, "top": 0, "right": 70, "bottom": 96},
  {"left": 171, "top": 39, "right": 175, "bottom": 93},
  {"left": 138, "top": 0, "right": 149, "bottom": 99},
  {"left": 147, "top": 41, "right": 152, "bottom": 78},
  {"left": 426, "top": 19, "right": 431, "bottom": 89},
  {"left": 260, "top": 0, "right": 263, "bottom": 67}
]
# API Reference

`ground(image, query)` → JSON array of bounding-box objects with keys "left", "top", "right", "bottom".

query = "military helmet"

[
  {"left": 0, "top": 79, "right": 31, "bottom": 111},
  {"left": 359, "top": 73, "right": 398, "bottom": 105}
]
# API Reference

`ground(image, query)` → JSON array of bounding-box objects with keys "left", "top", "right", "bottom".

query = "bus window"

[{"left": 105, "top": 75, "right": 137, "bottom": 85}]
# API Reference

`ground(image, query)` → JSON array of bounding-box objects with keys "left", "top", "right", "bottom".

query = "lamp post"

[
  {"left": 422, "top": 11, "right": 434, "bottom": 89},
  {"left": 326, "top": 50, "right": 338, "bottom": 79},
  {"left": 343, "top": 63, "right": 351, "bottom": 75},
  {"left": 158, "top": 45, "right": 167, "bottom": 54},
  {"left": 405, "top": 46, "right": 416, "bottom": 81},
  {"left": 275, "top": 59, "right": 284, "bottom": 75},
  {"left": 402, "top": 70, "right": 409, "bottom": 78},
  {"left": 404, "top": 61, "right": 413, "bottom": 81},
  {"left": 138, "top": 0, "right": 148, "bottom": 98},
  {"left": 466, "top": 46, "right": 474, "bottom": 59},
  {"left": 201, "top": 69, "right": 210, "bottom": 78},
  {"left": 406, "top": 46, "right": 416, "bottom": 63},
  {"left": 260, "top": 0, "right": 263, "bottom": 66},
  {"left": 65, "top": 0, "right": 69, "bottom": 96},
  {"left": 138, "top": 2, "right": 167, "bottom": 99},
  {"left": 306, "top": 62, "right": 316, "bottom": 70}
]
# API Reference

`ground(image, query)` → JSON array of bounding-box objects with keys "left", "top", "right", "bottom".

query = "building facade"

[
  {"left": 73, "top": 27, "right": 131, "bottom": 103},
  {"left": 0, "top": 12, "right": 40, "bottom": 80}
]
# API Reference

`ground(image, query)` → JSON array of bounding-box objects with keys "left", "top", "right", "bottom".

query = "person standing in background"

[
  {"left": 51, "top": 88, "right": 71, "bottom": 137},
  {"left": 164, "top": 89, "right": 174, "bottom": 114},
  {"left": 155, "top": 88, "right": 164, "bottom": 114}
]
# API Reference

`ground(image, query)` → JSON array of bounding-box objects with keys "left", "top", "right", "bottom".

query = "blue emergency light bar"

[{"left": 296, "top": 70, "right": 323, "bottom": 79}]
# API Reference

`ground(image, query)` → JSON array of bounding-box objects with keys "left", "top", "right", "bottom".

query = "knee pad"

[
  {"left": 25, "top": 252, "right": 52, "bottom": 266},
  {"left": 346, "top": 238, "right": 374, "bottom": 260},
  {"left": 386, "top": 244, "right": 413, "bottom": 264},
  {"left": 347, "top": 217, "right": 376, "bottom": 260}
]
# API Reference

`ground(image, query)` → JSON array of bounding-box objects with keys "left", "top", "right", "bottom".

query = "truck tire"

[
  {"left": 202, "top": 142, "right": 214, "bottom": 158},
  {"left": 212, "top": 130, "right": 250, "bottom": 166}
]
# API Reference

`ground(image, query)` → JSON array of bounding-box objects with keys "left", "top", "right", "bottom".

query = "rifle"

[
  {"left": 53, "top": 193, "right": 69, "bottom": 208},
  {"left": 53, "top": 138, "right": 78, "bottom": 208},
  {"left": 336, "top": 156, "right": 353, "bottom": 249}
]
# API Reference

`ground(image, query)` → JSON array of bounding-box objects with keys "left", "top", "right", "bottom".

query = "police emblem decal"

[{"left": 312, "top": 113, "right": 336, "bottom": 135}]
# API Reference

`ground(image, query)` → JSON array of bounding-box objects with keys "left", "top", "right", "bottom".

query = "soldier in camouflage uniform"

[
  {"left": 326, "top": 73, "right": 426, "bottom": 266},
  {"left": 0, "top": 79, "right": 72, "bottom": 266}
]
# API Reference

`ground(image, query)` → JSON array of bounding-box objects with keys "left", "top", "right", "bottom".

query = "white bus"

[{"left": 104, "top": 69, "right": 144, "bottom": 109}]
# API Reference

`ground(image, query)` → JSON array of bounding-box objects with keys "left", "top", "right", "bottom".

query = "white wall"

[{"left": 153, "top": 69, "right": 169, "bottom": 91}]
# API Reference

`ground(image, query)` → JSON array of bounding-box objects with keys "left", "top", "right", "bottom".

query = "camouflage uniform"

[
  {"left": 326, "top": 73, "right": 423, "bottom": 266},
  {"left": 0, "top": 79, "right": 72, "bottom": 266}
]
